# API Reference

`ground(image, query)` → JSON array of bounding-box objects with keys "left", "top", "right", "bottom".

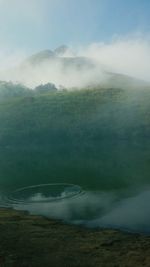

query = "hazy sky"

[{"left": 0, "top": 0, "right": 149, "bottom": 54}]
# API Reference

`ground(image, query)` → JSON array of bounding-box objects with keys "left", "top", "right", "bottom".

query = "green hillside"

[
  {"left": 0, "top": 87, "right": 150, "bottom": 193},
  {"left": 0, "top": 81, "right": 32, "bottom": 101}
]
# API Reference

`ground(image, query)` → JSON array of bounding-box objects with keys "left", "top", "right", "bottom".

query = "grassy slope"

[{"left": 0, "top": 88, "right": 150, "bottom": 192}]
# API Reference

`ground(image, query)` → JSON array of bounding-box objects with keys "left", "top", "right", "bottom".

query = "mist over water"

[
  {"left": 1, "top": 137, "right": 150, "bottom": 235},
  {"left": 2, "top": 185, "right": 150, "bottom": 234}
]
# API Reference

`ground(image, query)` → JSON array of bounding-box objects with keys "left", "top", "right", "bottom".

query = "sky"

[
  {"left": 0, "top": 0, "right": 150, "bottom": 85},
  {"left": 0, "top": 0, "right": 149, "bottom": 54}
]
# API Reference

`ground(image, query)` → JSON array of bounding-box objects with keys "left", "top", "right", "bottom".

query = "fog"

[
  {"left": 0, "top": 36, "right": 150, "bottom": 89},
  {"left": 7, "top": 188, "right": 150, "bottom": 234},
  {"left": 80, "top": 36, "right": 150, "bottom": 82}
]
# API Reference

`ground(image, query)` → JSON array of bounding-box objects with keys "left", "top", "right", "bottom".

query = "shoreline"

[{"left": 0, "top": 208, "right": 150, "bottom": 266}]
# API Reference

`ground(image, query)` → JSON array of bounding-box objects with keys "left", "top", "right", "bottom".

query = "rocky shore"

[{"left": 0, "top": 208, "right": 150, "bottom": 267}]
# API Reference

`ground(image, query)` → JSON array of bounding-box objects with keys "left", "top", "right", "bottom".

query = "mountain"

[
  {"left": 24, "top": 50, "right": 55, "bottom": 65},
  {"left": 0, "top": 46, "right": 149, "bottom": 89},
  {"left": 100, "top": 72, "right": 149, "bottom": 89},
  {"left": 55, "top": 45, "right": 68, "bottom": 55},
  {"left": 24, "top": 47, "right": 95, "bottom": 70},
  {"left": 24, "top": 45, "right": 75, "bottom": 65}
]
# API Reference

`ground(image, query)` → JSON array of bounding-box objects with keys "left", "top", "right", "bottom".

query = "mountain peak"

[
  {"left": 54, "top": 45, "right": 69, "bottom": 56},
  {"left": 26, "top": 50, "right": 55, "bottom": 65}
]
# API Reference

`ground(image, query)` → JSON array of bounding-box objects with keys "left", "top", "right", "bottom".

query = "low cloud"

[
  {"left": 0, "top": 35, "right": 150, "bottom": 88},
  {"left": 80, "top": 36, "right": 150, "bottom": 82}
]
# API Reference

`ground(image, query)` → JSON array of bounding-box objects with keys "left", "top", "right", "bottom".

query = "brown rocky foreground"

[{"left": 0, "top": 208, "right": 150, "bottom": 267}]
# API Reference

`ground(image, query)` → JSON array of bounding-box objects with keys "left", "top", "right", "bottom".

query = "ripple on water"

[{"left": 5, "top": 183, "right": 83, "bottom": 205}]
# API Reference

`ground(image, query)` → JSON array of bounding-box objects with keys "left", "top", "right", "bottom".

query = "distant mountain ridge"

[
  {"left": 0, "top": 45, "right": 149, "bottom": 89},
  {"left": 25, "top": 45, "right": 75, "bottom": 65}
]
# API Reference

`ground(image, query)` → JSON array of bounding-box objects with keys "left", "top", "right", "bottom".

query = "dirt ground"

[{"left": 0, "top": 208, "right": 150, "bottom": 267}]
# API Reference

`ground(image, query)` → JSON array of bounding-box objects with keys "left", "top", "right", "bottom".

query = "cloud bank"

[
  {"left": 0, "top": 36, "right": 150, "bottom": 88},
  {"left": 80, "top": 36, "right": 150, "bottom": 82}
]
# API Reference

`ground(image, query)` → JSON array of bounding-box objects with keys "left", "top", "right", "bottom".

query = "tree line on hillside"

[{"left": 0, "top": 81, "right": 59, "bottom": 101}]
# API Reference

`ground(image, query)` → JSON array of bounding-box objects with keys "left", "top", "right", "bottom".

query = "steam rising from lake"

[{"left": 4, "top": 185, "right": 150, "bottom": 234}]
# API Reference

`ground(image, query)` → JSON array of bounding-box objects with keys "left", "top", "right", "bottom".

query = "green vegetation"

[
  {"left": 0, "top": 81, "right": 32, "bottom": 101},
  {"left": 35, "top": 83, "right": 57, "bottom": 94},
  {"left": 0, "top": 81, "right": 59, "bottom": 102},
  {"left": 0, "top": 87, "right": 150, "bottom": 193}
]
